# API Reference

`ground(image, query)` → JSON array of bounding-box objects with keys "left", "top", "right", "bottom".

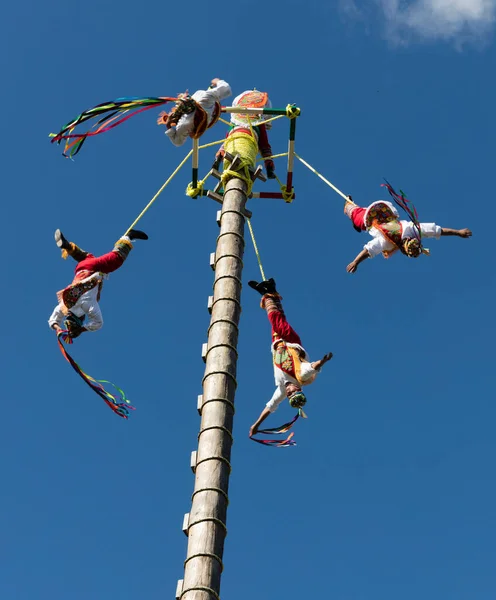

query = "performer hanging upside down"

[
  {"left": 344, "top": 198, "right": 472, "bottom": 273},
  {"left": 213, "top": 89, "right": 276, "bottom": 179},
  {"left": 48, "top": 228, "right": 148, "bottom": 340},
  {"left": 247, "top": 278, "right": 333, "bottom": 437},
  {"left": 157, "top": 78, "right": 232, "bottom": 147}
]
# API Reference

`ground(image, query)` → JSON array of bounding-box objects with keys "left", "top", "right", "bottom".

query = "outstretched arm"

[
  {"left": 48, "top": 305, "right": 65, "bottom": 332},
  {"left": 441, "top": 227, "right": 472, "bottom": 238},
  {"left": 250, "top": 384, "right": 286, "bottom": 436},
  {"left": 347, "top": 249, "right": 370, "bottom": 274},
  {"left": 249, "top": 407, "right": 272, "bottom": 437},
  {"left": 208, "top": 79, "right": 232, "bottom": 101},
  {"left": 311, "top": 352, "right": 333, "bottom": 370}
]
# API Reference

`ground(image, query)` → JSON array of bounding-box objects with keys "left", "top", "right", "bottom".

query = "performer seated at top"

[
  {"left": 344, "top": 198, "right": 472, "bottom": 274},
  {"left": 48, "top": 228, "right": 148, "bottom": 340},
  {"left": 157, "top": 78, "right": 232, "bottom": 147},
  {"left": 247, "top": 278, "right": 333, "bottom": 437},
  {"left": 212, "top": 89, "right": 276, "bottom": 179}
]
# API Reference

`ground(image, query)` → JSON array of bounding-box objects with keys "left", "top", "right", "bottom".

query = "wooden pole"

[{"left": 178, "top": 175, "right": 248, "bottom": 600}]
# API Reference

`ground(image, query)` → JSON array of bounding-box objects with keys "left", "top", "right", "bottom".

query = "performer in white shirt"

[
  {"left": 48, "top": 228, "right": 148, "bottom": 340},
  {"left": 247, "top": 278, "right": 333, "bottom": 437},
  {"left": 157, "top": 78, "right": 232, "bottom": 147},
  {"left": 344, "top": 198, "right": 472, "bottom": 273}
]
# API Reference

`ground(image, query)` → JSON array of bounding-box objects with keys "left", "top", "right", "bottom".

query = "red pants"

[
  {"left": 350, "top": 206, "right": 367, "bottom": 231},
  {"left": 75, "top": 251, "right": 124, "bottom": 276},
  {"left": 268, "top": 308, "right": 302, "bottom": 345}
]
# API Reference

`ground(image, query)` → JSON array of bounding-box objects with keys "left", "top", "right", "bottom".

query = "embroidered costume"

[
  {"left": 48, "top": 228, "right": 148, "bottom": 339},
  {"left": 213, "top": 90, "right": 276, "bottom": 179},
  {"left": 250, "top": 279, "right": 324, "bottom": 413},
  {"left": 344, "top": 199, "right": 441, "bottom": 259},
  {"left": 157, "top": 79, "right": 232, "bottom": 147}
]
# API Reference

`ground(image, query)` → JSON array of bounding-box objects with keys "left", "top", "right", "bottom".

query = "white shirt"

[
  {"left": 363, "top": 201, "right": 442, "bottom": 258},
  {"left": 266, "top": 343, "right": 319, "bottom": 413},
  {"left": 48, "top": 273, "right": 104, "bottom": 332},
  {"left": 166, "top": 80, "right": 232, "bottom": 147}
]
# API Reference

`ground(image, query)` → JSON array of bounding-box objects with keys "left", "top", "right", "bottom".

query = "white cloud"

[
  {"left": 340, "top": 0, "right": 364, "bottom": 18},
  {"left": 378, "top": 0, "right": 496, "bottom": 43}
]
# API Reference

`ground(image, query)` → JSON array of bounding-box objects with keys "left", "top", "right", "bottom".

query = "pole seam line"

[
  {"left": 216, "top": 231, "right": 246, "bottom": 246},
  {"left": 187, "top": 517, "right": 228, "bottom": 534},
  {"left": 213, "top": 274, "right": 242, "bottom": 288},
  {"left": 207, "top": 318, "right": 239, "bottom": 334},
  {"left": 199, "top": 398, "right": 235, "bottom": 414},
  {"left": 205, "top": 343, "right": 239, "bottom": 359},
  {"left": 198, "top": 426, "right": 234, "bottom": 442},
  {"left": 213, "top": 254, "right": 244, "bottom": 268},
  {"left": 180, "top": 585, "right": 220, "bottom": 600},
  {"left": 210, "top": 296, "right": 241, "bottom": 309},
  {"left": 194, "top": 455, "right": 232, "bottom": 472},
  {"left": 202, "top": 370, "right": 237, "bottom": 386},
  {"left": 191, "top": 487, "right": 230, "bottom": 505},
  {"left": 218, "top": 209, "right": 247, "bottom": 221},
  {"left": 184, "top": 552, "right": 224, "bottom": 572},
  {"left": 224, "top": 186, "right": 248, "bottom": 197}
]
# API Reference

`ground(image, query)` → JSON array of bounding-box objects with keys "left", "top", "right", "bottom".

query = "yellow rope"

[
  {"left": 258, "top": 114, "right": 285, "bottom": 127},
  {"left": 247, "top": 219, "right": 265, "bottom": 280},
  {"left": 274, "top": 173, "right": 294, "bottom": 203},
  {"left": 124, "top": 149, "right": 193, "bottom": 235},
  {"left": 221, "top": 131, "right": 258, "bottom": 196},
  {"left": 123, "top": 108, "right": 297, "bottom": 236},
  {"left": 286, "top": 104, "right": 301, "bottom": 119},
  {"left": 220, "top": 113, "right": 285, "bottom": 130},
  {"left": 186, "top": 178, "right": 206, "bottom": 198},
  {"left": 294, "top": 153, "right": 349, "bottom": 200},
  {"left": 198, "top": 138, "right": 225, "bottom": 150},
  {"left": 257, "top": 152, "right": 288, "bottom": 161}
]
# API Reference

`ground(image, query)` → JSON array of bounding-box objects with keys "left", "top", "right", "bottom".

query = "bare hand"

[
  {"left": 311, "top": 352, "right": 333, "bottom": 370},
  {"left": 458, "top": 228, "right": 472, "bottom": 238},
  {"left": 52, "top": 324, "right": 62, "bottom": 334},
  {"left": 157, "top": 111, "right": 168, "bottom": 126},
  {"left": 321, "top": 352, "right": 333, "bottom": 364},
  {"left": 347, "top": 261, "right": 358, "bottom": 273},
  {"left": 249, "top": 424, "right": 258, "bottom": 437},
  {"left": 211, "top": 78, "right": 220, "bottom": 87}
]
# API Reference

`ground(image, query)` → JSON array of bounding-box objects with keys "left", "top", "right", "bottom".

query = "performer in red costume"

[
  {"left": 48, "top": 228, "right": 148, "bottom": 340},
  {"left": 247, "top": 278, "right": 333, "bottom": 437},
  {"left": 344, "top": 198, "right": 472, "bottom": 273}
]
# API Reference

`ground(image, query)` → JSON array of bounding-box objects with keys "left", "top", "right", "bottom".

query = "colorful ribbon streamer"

[
  {"left": 250, "top": 410, "right": 304, "bottom": 447},
  {"left": 50, "top": 96, "right": 177, "bottom": 158},
  {"left": 381, "top": 179, "right": 422, "bottom": 241},
  {"left": 57, "top": 331, "right": 135, "bottom": 418}
]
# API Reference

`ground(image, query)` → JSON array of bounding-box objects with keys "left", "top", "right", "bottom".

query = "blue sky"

[{"left": 2, "top": 1, "right": 495, "bottom": 599}]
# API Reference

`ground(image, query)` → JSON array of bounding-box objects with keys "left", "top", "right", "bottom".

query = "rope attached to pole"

[
  {"left": 295, "top": 153, "right": 350, "bottom": 200},
  {"left": 246, "top": 219, "right": 266, "bottom": 281},
  {"left": 124, "top": 149, "right": 192, "bottom": 235}
]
